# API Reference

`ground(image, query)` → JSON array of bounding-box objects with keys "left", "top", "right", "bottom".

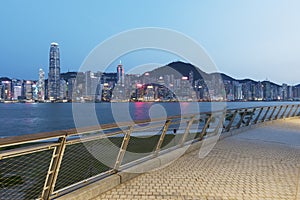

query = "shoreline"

[{"left": 0, "top": 99, "right": 298, "bottom": 104}]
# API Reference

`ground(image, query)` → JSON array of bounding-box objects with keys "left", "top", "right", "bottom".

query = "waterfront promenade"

[{"left": 94, "top": 119, "right": 300, "bottom": 200}]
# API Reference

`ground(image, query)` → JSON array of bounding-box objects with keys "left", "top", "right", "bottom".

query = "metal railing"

[{"left": 0, "top": 104, "right": 299, "bottom": 200}]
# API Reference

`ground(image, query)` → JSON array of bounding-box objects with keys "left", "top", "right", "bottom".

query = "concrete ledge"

[
  {"left": 158, "top": 146, "right": 188, "bottom": 167},
  {"left": 185, "top": 140, "right": 203, "bottom": 154},
  {"left": 55, "top": 174, "right": 120, "bottom": 200}
]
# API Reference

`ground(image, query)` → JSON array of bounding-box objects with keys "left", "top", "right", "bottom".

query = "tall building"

[
  {"left": 282, "top": 83, "right": 288, "bottom": 100},
  {"left": 0, "top": 79, "right": 12, "bottom": 100},
  {"left": 38, "top": 68, "right": 45, "bottom": 100},
  {"left": 84, "top": 71, "right": 92, "bottom": 97},
  {"left": 13, "top": 85, "right": 22, "bottom": 100},
  {"left": 48, "top": 42, "right": 60, "bottom": 100},
  {"left": 117, "top": 61, "right": 124, "bottom": 86},
  {"left": 25, "top": 80, "right": 33, "bottom": 100}
]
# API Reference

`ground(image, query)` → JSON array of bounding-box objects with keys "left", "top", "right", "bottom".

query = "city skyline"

[
  {"left": 0, "top": 1, "right": 300, "bottom": 84},
  {"left": 1, "top": 45, "right": 300, "bottom": 103}
]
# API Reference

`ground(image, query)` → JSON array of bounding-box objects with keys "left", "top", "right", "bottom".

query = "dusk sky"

[{"left": 1, "top": 0, "right": 300, "bottom": 85}]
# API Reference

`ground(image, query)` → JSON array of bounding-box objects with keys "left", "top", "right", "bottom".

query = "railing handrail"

[{"left": 0, "top": 109, "right": 221, "bottom": 147}]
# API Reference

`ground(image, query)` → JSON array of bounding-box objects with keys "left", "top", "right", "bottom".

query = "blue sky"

[{"left": 1, "top": 0, "right": 300, "bottom": 84}]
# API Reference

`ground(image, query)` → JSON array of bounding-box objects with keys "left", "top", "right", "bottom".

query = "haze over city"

[{"left": 1, "top": 0, "right": 300, "bottom": 84}]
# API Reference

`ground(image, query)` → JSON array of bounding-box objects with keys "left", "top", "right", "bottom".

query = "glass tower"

[
  {"left": 117, "top": 61, "right": 124, "bottom": 86},
  {"left": 48, "top": 42, "right": 60, "bottom": 100}
]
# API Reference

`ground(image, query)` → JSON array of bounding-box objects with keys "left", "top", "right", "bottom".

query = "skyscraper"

[
  {"left": 117, "top": 61, "right": 124, "bottom": 86},
  {"left": 48, "top": 42, "right": 60, "bottom": 100},
  {"left": 38, "top": 68, "right": 45, "bottom": 100}
]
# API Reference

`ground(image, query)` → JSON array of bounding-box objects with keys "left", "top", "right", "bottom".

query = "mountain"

[
  {"left": 261, "top": 80, "right": 281, "bottom": 87},
  {"left": 0, "top": 77, "right": 12, "bottom": 82},
  {"left": 144, "top": 61, "right": 284, "bottom": 87},
  {"left": 143, "top": 61, "right": 210, "bottom": 81},
  {"left": 211, "top": 72, "right": 236, "bottom": 82},
  {"left": 61, "top": 72, "right": 78, "bottom": 81},
  {"left": 294, "top": 84, "right": 300, "bottom": 88},
  {"left": 239, "top": 79, "right": 258, "bottom": 84}
]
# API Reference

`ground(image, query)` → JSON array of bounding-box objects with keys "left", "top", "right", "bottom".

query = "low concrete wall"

[{"left": 55, "top": 174, "right": 120, "bottom": 200}]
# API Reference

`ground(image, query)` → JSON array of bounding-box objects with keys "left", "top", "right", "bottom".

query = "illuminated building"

[
  {"left": 38, "top": 68, "right": 45, "bottom": 100},
  {"left": 25, "top": 80, "right": 33, "bottom": 100},
  {"left": 48, "top": 42, "right": 60, "bottom": 100},
  {"left": 0, "top": 78, "right": 12, "bottom": 100},
  {"left": 117, "top": 61, "right": 125, "bottom": 86},
  {"left": 12, "top": 85, "right": 21, "bottom": 100}
]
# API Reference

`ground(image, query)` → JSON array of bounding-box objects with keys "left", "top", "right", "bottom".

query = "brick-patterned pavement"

[{"left": 94, "top": 119, "right": 300, "bottom": 200}]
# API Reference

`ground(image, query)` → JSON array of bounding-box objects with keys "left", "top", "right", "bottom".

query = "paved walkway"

[{"left": 94, "top": 119, "right": 300, "bottom": 200}]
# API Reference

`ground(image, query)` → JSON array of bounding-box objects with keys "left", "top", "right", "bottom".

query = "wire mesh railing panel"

[
  {"left": 240, "top": 109, "right": 255, "bottom": 126},
  {"left": 264, "top": 107, "right": 274, "bottom": 121},
  {"left": 284, "top": 106, "right": 294, "bottom": 118},
  {"left": 230, "top": 111, "right": 242, "bottom": 128},
  {"left": 258, "top": 109, "right": 268, "bottom": 122},
  {"left": 276, "top": 106, "right": 286, "bottom": 119},
  {"left": 286, "top": 105, "right": 293, "bottom": 117},
  {"left": 296, "top": 106, "right": 300, "bottom": 116},
  {"left": 184, "top": 120, "right": 203, "bottom": 142},
  {"left": 120, "top": 131, "right": 161, "bottom": 165},
  {"left": 160, "top": 126, "right": 184, "bottom": 151},
  {"left": 279, "top": 106, "right": 288, "bottom": 118},
  {"left": 266, "top": 107, "right": 275, "bottom": 121},
  {"left": 272, "top": 106, "right": 281, "bottom": 120},
  {"left": 223, "top": 112, "right": 233, "bottom": 129},
  {"left": 204, "top": 113, "right": 223, "bottom": 135},
  {"left": 54, "top": 134, "right": 123, "bottom": 192},
  {"left": 192, "top": 115, "right": 211, "bottom": 138},
  {"left": 249, "top": 108, "right": 261, "bottom": 124},
  {"left": 0, "top": 149, "right": 53, "bottom": 200},
  {"left": 290, "top": 105, "right": 299, "bottom": 117}
]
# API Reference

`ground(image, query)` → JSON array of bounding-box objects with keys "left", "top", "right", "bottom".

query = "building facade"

[
  {"left": 38, "top": 68, "right": 45, "bottom": 100},
  {"left": 117, "top": 62, "right": 125, "bottom": 86},
  {"left": 48, "top": 42, "right": 60, "bottom": 100}
]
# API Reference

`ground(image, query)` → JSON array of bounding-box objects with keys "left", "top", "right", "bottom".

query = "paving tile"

[{"left": 93, "top": 119, "right": 300, "bottom": 200}]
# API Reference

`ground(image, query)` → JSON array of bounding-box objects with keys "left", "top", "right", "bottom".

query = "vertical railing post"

[
  {"left": 180, "top": 115, "right": 196, "bottom": 147},
  {"left": 198, "top": 114, "right": 212, "bottom": 140},
  {"left": 245, "top": 108, "right": 256, "bottom": 126},
  {"left": 286, "top": 105, "right": 294, "bottom": 118},
  {"left": 41, "top": 135, "right": 67, "bottom": 200},
  {"left": 280, "top": 105, "right": 289, "bottom": 119},
  {"left": 225, "top": 110, "right": 238, "bottom": 132},
  {"left": 274, "top": 105, "right": 283, "bottom": 120},
  {"left": 253, "top": 107, "right": 264, "bottom": 124},
  {"left": 113, "top": 126, "right": 133, "bottom": 171},
  {"left": 292, "top": 104, "right": 300, "bottom": 117},
  {"left": 236, "top": 109, "right": 247, "bottom": 128},
  {"left": 268, "top": 106, "right": 277, "bottom": 121},
  {"left": 261, "top": 106, "right": 271, "bottom": 122},
  {"left": 154, "top": 120, "right": 171, "bottom": 156}
]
